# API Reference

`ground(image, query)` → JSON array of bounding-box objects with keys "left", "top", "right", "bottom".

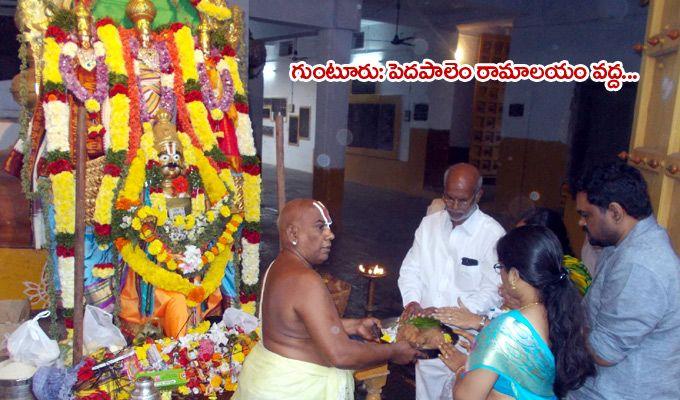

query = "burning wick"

[{"left": 359, "top": 264, "right": 385, "bottom": 276}]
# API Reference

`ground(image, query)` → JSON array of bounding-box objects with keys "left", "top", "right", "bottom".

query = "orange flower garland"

[
  {"left": 161, "top": 30, "right": 203, "bottom": 149},
  {"left": 119, "top": 28, "right": 143, "bottom": 162}
]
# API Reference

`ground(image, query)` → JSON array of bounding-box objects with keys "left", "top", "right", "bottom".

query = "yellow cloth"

[{"left": 233, "top": 342, "right": 354, "bottom": 400}]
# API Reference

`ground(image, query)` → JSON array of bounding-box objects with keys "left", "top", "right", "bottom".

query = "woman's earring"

[
  {"left": 510, "top": 279, "right": 517, "bottom": 291},
  {"left": 292, "top": 240, "right": 297, "bottom": 246}
]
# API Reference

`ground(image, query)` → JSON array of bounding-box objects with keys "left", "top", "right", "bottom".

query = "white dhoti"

[
  {"left": 416, "top": 358, "right": 455, "bottom": 400},
  {"left": 233, "top": 342, "right": 354, "bottom": 400}
]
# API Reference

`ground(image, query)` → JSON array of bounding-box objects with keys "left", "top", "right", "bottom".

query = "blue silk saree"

[{"left": 468, "top": 310, "right": 557, "bottom": 400}]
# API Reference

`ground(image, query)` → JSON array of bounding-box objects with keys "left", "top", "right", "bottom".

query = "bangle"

[
  {"left": 455, "top": 365, "right": 466, "bottom": 376},
  {"left": 479, "top": 315, "right": 488, "bottom": 328}
]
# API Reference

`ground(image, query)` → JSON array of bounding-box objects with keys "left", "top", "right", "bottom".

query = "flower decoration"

[
  {"left": 172, "top": 175, "right": 189, "bottom": 194},
  {"left": 192, "top": 0, "right": 232, "bottom": 21}
]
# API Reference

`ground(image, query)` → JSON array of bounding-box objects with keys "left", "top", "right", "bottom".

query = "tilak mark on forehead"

[
  {"left": 164, "top": 142, "right": 178, "bottom": 155},
  {"left": 312, "top": 201, "right": 332, "bottom": 227}
]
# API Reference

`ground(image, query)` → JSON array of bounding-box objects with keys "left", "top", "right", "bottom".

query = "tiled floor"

[{"left": 259, "top": 164, "right": 437, "bottom": 399}]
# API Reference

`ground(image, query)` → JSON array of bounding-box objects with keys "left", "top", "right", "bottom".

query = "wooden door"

[{"left": 628, "top": 0, "right": 680, "bottom": 250}]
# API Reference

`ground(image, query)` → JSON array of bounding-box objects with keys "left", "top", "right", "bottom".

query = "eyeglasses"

[
  {"left": 493, "top": 263, "right": 503, "bottom": 274},
  {"left": 442, "top": 190, "right": 478, "bottom": 208}
]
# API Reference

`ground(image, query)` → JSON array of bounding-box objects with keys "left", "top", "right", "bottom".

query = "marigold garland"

[
  {"left": 108, "top": 94, "right": 131, "bottom": 151},
  {"left": 223, "top": 57, "right": 244, "bottom": 96},
  {"left": 174, "top": 27, "right": 199, "bottom": 82},
  {"left": 42, "top": 37, "right": 63, "bottom": 85},
  {"left": 50, "top": 171, "right": 76, "bottom": 234},
  {"left": 96, "top": 23, "right": 126, "bottom": 76},
  {"left": 116, "top": 216, "right": 242, "bottom": 306},
  {"left": 93, "top": 175, "right": 119, "bottom": 225},
  {"left": 118, "top": 239, "right": 232, "bottom": 307},
  {"left": 186, "top": 101, "right": 218, "bottom": 151},
  {"left": 242, "top": 172, "right": 261, "bottom": 223},
  {"left": 219, "top": 169, "right": 236, "bottom": 193},
  {"left": 116, "top": 145, "right": 147, "bottom": 208},
  {"left": 40, "top": 21, "right": 262, "bottom": 309},
  {"left": 178, "top": 132, "right": 227, "bottom": 204}
]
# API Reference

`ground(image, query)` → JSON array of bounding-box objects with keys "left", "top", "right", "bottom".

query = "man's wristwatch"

[{"left": 478, "top": 315, "right": 488, "bottom": 329}]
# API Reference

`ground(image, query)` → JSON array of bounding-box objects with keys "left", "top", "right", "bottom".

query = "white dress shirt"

[
  {"left": 399, "top": 207, "right": 505, "bottom": 314},
  {"left": 398, "top": 207, "right": 506, "bottom": 400}
]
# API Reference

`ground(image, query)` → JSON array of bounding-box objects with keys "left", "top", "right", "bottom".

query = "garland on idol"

[{"left": 112, "top": 124, "right": 241, "bottom": 307}]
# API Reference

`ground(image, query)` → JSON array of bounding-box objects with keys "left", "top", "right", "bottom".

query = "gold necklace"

[{"left": 518, "top": 301, "right": 541, "bottom": 311}]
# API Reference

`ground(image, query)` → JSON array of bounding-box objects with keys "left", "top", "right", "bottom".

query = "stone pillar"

[{"left": 312, "top": 27, "right": 353, "bottom": 230}]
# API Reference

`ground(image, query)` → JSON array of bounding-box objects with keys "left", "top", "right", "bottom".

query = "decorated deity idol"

[
  {"left": 13, "top": 0, "right": 263, "bottom": 334},
  {"left": 153, "top": 108, "right": 192, "bottom": 217},
  {"left": 117, "top": 108, "right": 240, "bottom": 337},
  {"left": 68, "top": 2, "right": 108, "bottom": 158},
  {"left": 126, "top": 0, "right": 175, "bottom": 122}
]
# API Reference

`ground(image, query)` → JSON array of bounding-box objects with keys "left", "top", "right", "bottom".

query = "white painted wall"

[
  {"left": 261, "top": 38, "right": 318, "bottom": 172},
  {"left": 501, "top": 0, "right": 647, "bottom": 143},
  {"left": 261, "top": 20, "right": 461, "bottom": 171}
]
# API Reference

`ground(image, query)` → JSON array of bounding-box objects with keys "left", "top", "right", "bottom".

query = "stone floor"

[{"left": 259, "top": 164, "right": 436, "bottom": 400}]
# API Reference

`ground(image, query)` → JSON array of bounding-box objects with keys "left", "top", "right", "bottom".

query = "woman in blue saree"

[{"left": 439, "top": 226, "right": 595, "bottom": 399}]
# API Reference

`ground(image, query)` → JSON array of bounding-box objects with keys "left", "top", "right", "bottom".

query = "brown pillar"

[{"left": 312, "top": 28, "right": 353, "bottom": 230}]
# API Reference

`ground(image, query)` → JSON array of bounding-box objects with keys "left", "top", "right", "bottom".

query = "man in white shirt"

[{"left": 398, "top": 163, "right": 505, "bottom": 400}]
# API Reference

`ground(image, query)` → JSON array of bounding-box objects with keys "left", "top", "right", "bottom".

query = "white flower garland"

[
  {"left": 58, "top": 257, "right": 75, "bottom": 308},
  {"left": 241, "top": 239, "right": 259, "bottom": 285},
  {"left": 235, "top": 112, "right": 256, "bottom": 156},
  {"left": 43, "top": 101, "right": 70, "bottom": 153}
]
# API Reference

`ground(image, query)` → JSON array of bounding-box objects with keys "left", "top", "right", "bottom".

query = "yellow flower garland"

[
  {"left": 93, "top": 175, "right": 120, "bottom": 225},
  {"left": 243, "top": 172, "right": 261, "bottom": 222},
  {"left": 225, "top": 57, "right": 244, "bottom": 96},
  {"left": 186, "top": 101, "right": 218, "bottom": 151},
  {"left": 139, "top": 122, "right": 156, "bottom": 160},
  {"left": 84, "top": 99, "right": 100, "bottom": 113},
  {"left": 43, "top": 37, "right": 62, "bottom": 85},
  {"left": 195, "top": 0, "right": 232, "bottom": 20},
  {"left": 92, "top": 23, "right": 130, "bottom": 236},
  {"left": 109, "top": 94, "right": 131, "bottom": 152},
  {"left": 174, "top": 27, "right": 199, "bottom": 82},
  {"left": 119, "top": 214, "right": 243, "bottom": 306},
  {"left": 178, "top": 132, "right": 227, "bottom": 204},
  {"left": 117, "top": 150, "right": 146, "bottom": 207},
  {"left": 219, "top": 168, "right": 236, "bottom": 193},
  {"left": 96, "top": 24, "right": 126, "bottom": 76},
  {"left": 50, "top": 171, "right": 75, "bottom": 234}
]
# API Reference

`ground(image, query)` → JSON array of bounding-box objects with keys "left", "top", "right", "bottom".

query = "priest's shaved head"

[{"left": 278, "top": 198, "right": 334, "bottom": 265}]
